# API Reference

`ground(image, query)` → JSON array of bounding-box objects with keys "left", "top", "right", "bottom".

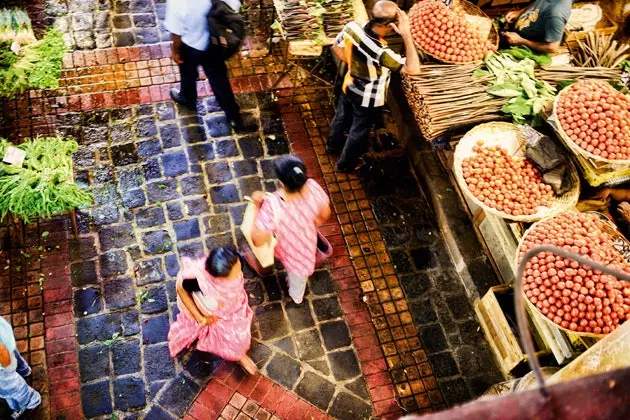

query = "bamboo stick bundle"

[{"left": 536, "top": 66, "right": 622, "bottom": 83}]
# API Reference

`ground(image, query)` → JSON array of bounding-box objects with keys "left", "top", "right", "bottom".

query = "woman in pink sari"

[{"left": 168, "top": 247, "right": 257, "bottom": 374}]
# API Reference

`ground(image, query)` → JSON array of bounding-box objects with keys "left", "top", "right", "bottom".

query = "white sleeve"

[
  {"left": 223, "top": 0, "right": 242, "bottom": 11},
  {"left": 164, "top": 0, "right": 185, "bottom": 35}
]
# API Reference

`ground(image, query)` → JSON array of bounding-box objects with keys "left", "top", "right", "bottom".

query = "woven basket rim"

[
  {"left": 552, "top": 82, "right": 630, "bottom": 165},
  {"left": 513, "top": 210, "right": 630, "bottom": 338},
  {"left": 412, "top": 0, "right": 499, "bottom": 65},
  {"left": 453, "top": 122, "right": 581, "bottom": 223}
]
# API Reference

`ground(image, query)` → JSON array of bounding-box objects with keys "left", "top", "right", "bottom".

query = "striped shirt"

[{"left": 335, "top": 22, "right": 406, "bottom": 108}]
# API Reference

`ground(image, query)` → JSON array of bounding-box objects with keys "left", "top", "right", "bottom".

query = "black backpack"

[{"left": 207, "top": 1, "right": 246, "bottom": 60}]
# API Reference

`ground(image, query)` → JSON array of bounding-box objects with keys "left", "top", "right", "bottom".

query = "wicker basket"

[
  {"left": 412, "top": 0, "right": 500, "bottom": 65},
  {"left": 453, "top": 122, "right": 580, "bottom": 223},
  {"left": 551, "top": 83, "right": 630, "bottom": 166},
  {"left": 513, "top": 210, "right": 630, "bottom": 338}
]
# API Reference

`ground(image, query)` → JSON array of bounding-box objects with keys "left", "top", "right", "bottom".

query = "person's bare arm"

[
  {"left": 171, "top": 34, "right": 184, "bottom": 64},
  {"left": 503, "top": 32, "right": 560, "bottom": 53},
  {"left": 315, "top": 202, "right": 332, "bottom": 227},
  {"left": 0, "top": 343, "right": 10, "bottom": 367},
  {"left": 391, "top": 10, "right": 420, "bottom": 75},
  {"left": 600, "top": 188, "right": 630, "bottom": 202},
  {"left": 333, "top": 45, "right": 347, "bottom": 64},
  {"left": 506, "top": 5, "right": 529, "bottom": 23}
]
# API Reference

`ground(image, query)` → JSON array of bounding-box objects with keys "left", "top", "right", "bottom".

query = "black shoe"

[
  {"left": 336, "top": 158, "right": 366, "bottom": 174},
  {"left": 326, "top": 144, "right": 342, "bottom": 154},
  {"left": 229, "top": 117, "right": 246, "bottom": 133},
  {"left": 170, "top": 89, "right": 196, "bottom": 110}
]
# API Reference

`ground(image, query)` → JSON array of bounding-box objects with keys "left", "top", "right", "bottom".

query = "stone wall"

[{"left": 44, "top": 0, "right": 170, "bottom": 50}]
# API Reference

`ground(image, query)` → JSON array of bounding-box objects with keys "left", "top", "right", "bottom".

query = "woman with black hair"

[
  {"left": 167, "top": 247, "right": 257, "bottom": 375},
  {"left": 250, "top": 155, "right": 332, "bottom": 304}
]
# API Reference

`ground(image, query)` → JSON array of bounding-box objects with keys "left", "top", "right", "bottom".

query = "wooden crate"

[
  {"left": 565, "top": 2, "right": 618, "bottom": 48},
  {"left": 475, "top": 285, "right": 551, "bottom": 375}
]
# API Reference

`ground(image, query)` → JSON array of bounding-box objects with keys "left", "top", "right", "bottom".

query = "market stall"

[{"left": 397, "top": 0, "right": 630, "bottom": 393}]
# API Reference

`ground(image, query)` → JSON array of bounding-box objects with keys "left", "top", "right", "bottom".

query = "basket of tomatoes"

[
  {"left": 515, "top": 211, "right": 630, "bottom": 337},
  {"left": 454, "top": 122, "right": 580, "bottom": 222},
  {"left": 552, "top": 79, "right": 630, "bottom": 165},
  {"left": 408, "top": 0, "right": 498, "bottom": 64}
]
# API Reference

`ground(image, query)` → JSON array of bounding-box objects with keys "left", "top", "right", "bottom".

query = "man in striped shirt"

[{"left": 327, "top": 1, "right": 420, "bottom": 173}]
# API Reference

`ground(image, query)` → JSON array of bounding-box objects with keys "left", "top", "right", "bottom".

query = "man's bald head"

[{"left": 372, "top": 0, "right": 398, "bottom": 20}]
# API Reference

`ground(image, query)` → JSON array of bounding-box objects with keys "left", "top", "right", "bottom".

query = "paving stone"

[
  {"left": 232, "top": 160, "right": 258, "bottom": 177},
  {"left": 260, "top": 159, "right": 276, "bottom": 178},
  {"left": 320, "top": 321, "right": 351, "bottom": 350},
  {"left": 270, "top": 336, "right": 296, "bottom": 357},
  {"left": 256, "top": 303, "right": 288, "bottom": 340},
  {"left": 100, "top": 250, "right": 128, "bottom": 277},
  {"left": 112, "top": 339, "right": 141, "bottom": 375},
  {"left": 74, "top": 147, "right": 96, "bottom": 167},
  {"left": 413, "top": 222, "right": 439, "bottom": 246},
  {"left": 238, "top": 136, "right": 264, "bottom": 158},
  {"left": 455, "top": 345, "right": 497, "bottom": 378},
  {"left": 390, "top": 250, "right": 415, "bottom": 274},
  {"left": 93, "top": 185, "right": 118, "bottom": 206},
  {"left": 381, "top": 225, "right": 410, "bottom": 247},
  {"left": 178, "top": 241, "right": 205, "bottom": 258},
  {"left": 70, "top": 237, "right": 97, "bottom": 261},
  {"left": 261, "top": 115, "right": 284, "bottom": 135},
  {"left": 142, "top": 313, "right": 170, "bottom": 344},
  {"left": 328, "top": 350, "right": 361, "bottom": 381},
  {"left": 156, "top": 103, "right": 176, "bottom": 121},
  {"left": 136, "top": 258, "right": 166, "bottom": 285},
  {"left": 206, "top": 115, "right": 231, "bottom": 137},
  {"left": 160, "top": 124, "right": 182, "bottom": 148},
  {"left": 265, "top": 352, "right": 302, "bottom": 389},
  {"left": 400, "top": 272, "right": 433, "bottom": 300},
  {"left": 158, "top": 372, "right": 200, "bottom": 417},
  {"left": 71, "top": 260, "right": 98, "bottom": 286},
  {"left": 142, "top": 230, "right": 174, "bottom": 255},
  {"left": 145, "top": 406, "right": 175, "bottom": 420},
  {"left": 134, "top": 28, "right": 160, "bottom": 43},
  {"left": 141, "top": 285, "right": 168, "bottom": 314},
  {"left": 110, "top": 123, "right": 133, "bottom": 144},
  {"left": 145, "top": 343, "right": 176, "bottom": 380},
  {"left": 133, "top": 13, "right": 156, "bottom": 27},
  {"left": 173, "top": 219, "right": 201, "bottom": 241},
  {"left": 230, "top": 204, "right": 248, "bottom": 225},
  {"left": 439, "top": 377, "right": 472, "bottom": 406},
  {"left": 121, "top": 310, "right": 140, "bottom": 336},
  {"left": 182, "top": 125, "right": 207, "bottom": 143},
  {"left": 295, "top": 371, "right": 335, "bottom": 410},
  {"left": 433, "top": 270, "right": 467, "bottom": 295},
  {"left": 457, "top": 319, "right": 484, "bottom": 344},
  {"left": 216, "top": 139, "right": 240, "bottom": 158},
  {"left": 136, "top": 207, "right": 166, "bottom": 228},
  {"left": 162, "top": 151, "right": 189, "bottom": 177},
  {"left": 468, "top": 371, "right": 505, "bottom": 397},
  {"left": 294, "top": 329, "right": 325, "bottom": 361},
  {"left": 238, "top": 177, "right": 263, "bottom": 197},
  {"left": 92, "top": 204, "right": 120, "bottom": 226},
  {"left": 265, "top": 135, "right": 290, "bottom": 156},
  {"left": 149, "top": 381, "right": 166, "bottom": 400},
  {"left": 134, "top": 117, "right": 158, "bottom": 138},
  {"left": 98, "top": 223, "right": 136, "bottom": 250},
  {"left": 79, "top": 344, "right": 109, "bottom": 382},
  {"left": 307, "top": 360, "right": 330, "bottom": 376},
  {"left": 420, "top": 324, "right": 448, "bottom": 354},
  {"left": 117, "top": 167, "right": 143, "bottom": 190},
  {"left": 113, "top": 31, "right": 134, "bottom": 47},
  {"left": 312, "top": 297, "right": 342, "bottom": 321},
  {"left": 285, "top": 301, "right": 315, "bottom": 331},
  {"left": 74, "top": 288, "right": 102, "bottom": 316},
  {"left": 167, "top": 202, "right": 184, "bottom": 221},
  {"left": 94, "top": 166, "right": 115, "bottom": 183},
  {"left": 183, "top": 350, "right": 220, "bottom": 380},
  {"left": 146, "top": 179, "right": 179, "bottom": 203},
  {"left": 165, "top": 253, "right": 180, "bottom": 277},
  {"left": 104, "top": 276, "right": 136, "bottom": 310},
  {"left": 329, "top": 392, "right": 372, "bottom": 420},
  {"left": 410, "top": 248, "right": 439, "bottom": 270},
  {"left": 137, "top": 139, "right": 163, "bottom": 158},
  {"left": 446, "top": 294, "right": 474, "bottom": 321},
  {"left": 180, "top": 175, "right": 206, "bottom": 196},
  {"left": 114, "top": 377, "right": 147, "bottom": 410},
  {"left": 345, "top": 377, "right": 370, "bottom": 400},
  {"left": 122, "top": 189, "right": 146, "bottom": 208},
  {"left": 77, "top": 313, "right": 122, "bottom": 345},
  {"left": 210, "top": 183, "right": 240, "bottom": 204},
  {"left": 206, "top": 161, "right": 233, "bottom": 184},
  {"left": 249, "top": 341, "right": 272, "bottom": 368},
  {"left": 81, "top": 381, "right": 112, "bottom": 418},
  {"left": 142, "top": 159, "right": 162, "bottom": 180},
  {"left": 309, "top": 270, "right": 335, "bottom": 295},
  {"left": 111, "top": 143, "right": 139, "bottom": 166},
  {"left": 410, "top": 298, "right": 438, "bottom": 325},
  {"left": 203, "top": 214, "right": 232, "bottom": 235},
  {"left": 185, "top": 198, "right": 210, "bottom": 216},
  {"left": 429, "top": 351, "right": 459, "bottom": 379},
  {"left": 134, "top": 104, "right": 154, "bottom": 117},
  {"left": 246, "top": 281, "right": 264, "bottom": 306}
]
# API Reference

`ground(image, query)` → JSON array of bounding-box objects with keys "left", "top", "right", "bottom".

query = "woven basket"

[
  {"left": 453, "top": 122, "right": 580, "bottom": 223},
  {"left": 551, "top": 83, "right": 630, "bottom": 166},
  {"left": 413, "top": 0, "right": 499, "bottom": 65},
  {"left": 513, "top": 210, "right": 630, "bottom": 338}
]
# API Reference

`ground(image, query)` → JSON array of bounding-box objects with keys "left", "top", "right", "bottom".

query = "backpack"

[{"left": 207, "top": 1, "right": 246, "bottom": 60}]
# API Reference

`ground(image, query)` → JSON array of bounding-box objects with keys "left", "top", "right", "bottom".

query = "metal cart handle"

[{"left": 514, "top": 245, "right": 630, "bottom": 397}]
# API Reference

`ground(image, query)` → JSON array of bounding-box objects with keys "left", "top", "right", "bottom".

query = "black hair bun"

[{"left": 274, "top": 155, "right": 308, "bottom": 192}]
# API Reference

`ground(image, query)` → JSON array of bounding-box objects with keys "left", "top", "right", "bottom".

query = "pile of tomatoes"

[
  {"left": 519, "top": 212, "right": 630, "bottom": 334},
  {"left": 408, "top": 0, "right": 496, "bottom": 63},
  {"left": 556, "top": 80, "right": 630, "bottom": 161},
  {"left": 461, "top": 141, "right": 554, "bottom": 216}
]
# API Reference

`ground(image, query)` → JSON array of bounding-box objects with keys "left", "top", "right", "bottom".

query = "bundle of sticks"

[
  {"left": 274, "top": 0, "right": 323, "bottom": 41},
  {"left": 403, "top": 64, "right": 623, "bottom": 140},
  {"left": 322, "top": 0, "right": 354, "bottom": 38}
]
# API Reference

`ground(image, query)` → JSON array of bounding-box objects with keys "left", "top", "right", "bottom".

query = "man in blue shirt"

[
  {"left": 1, "top": 316, "right": 41, "bottom": 419},
  {"left": 503, "top": 0, "right": 573, "bottom": 54},
  {"left": 165, "top": 0, "right": 244, "bottom": 131}
]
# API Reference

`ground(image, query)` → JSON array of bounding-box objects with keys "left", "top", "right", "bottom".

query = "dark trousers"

[
  {"left": 179, "top": 43, "right": 240, "bottom": 120},
  {"left": 327, "top": 93, "right": 380, "bottom": 170}
]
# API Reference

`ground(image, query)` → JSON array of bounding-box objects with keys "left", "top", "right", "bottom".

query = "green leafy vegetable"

[
  {"left": 486, "top": 84, "right": 523, "bottom": 97},
  {"left": 501, "top": 46, "right": 552, "bottom": 66}
]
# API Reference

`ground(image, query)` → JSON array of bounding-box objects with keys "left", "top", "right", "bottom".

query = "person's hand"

[
  {"left": 251, "top": 191, "right": 265, "bottom": 207},
  {"left": 619, "top": 202, "right": 630, "bottom": 224},
  {"left": 204, "top": 315, "right": 219, "bottom": 325},
  {"left": 503, "top": 31, "right": 525, "bottom": 46},
  {"left": 506, "top": 10, "right": 521, "bottom": 23},
  {"left": 594, "top": 188, "right": 612, "bottom": 201},
  {"left": 172, "top": 49, "right": 183, "bottom": 65},
  {"left": 390, "top": 9, "right": 411, "bottom": 39}
]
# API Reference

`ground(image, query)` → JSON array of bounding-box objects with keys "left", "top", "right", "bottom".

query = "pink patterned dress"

[{"left": 168, "top": 257, "right": 254, "bottom": 361}]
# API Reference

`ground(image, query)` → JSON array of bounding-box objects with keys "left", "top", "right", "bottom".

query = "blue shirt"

[
  {"left": 515, "top": 0, "right": 572, "bottom": 43},
  {"left": 165, "top": 0, "right": 242, "bottom": 51},
  {"left": 0, "top": 316, "right": 17, "bottom": 371}
]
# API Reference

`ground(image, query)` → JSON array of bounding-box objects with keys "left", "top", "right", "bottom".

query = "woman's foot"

[{"left": 238, "top": 355, "right": 258, "bottom": 375}]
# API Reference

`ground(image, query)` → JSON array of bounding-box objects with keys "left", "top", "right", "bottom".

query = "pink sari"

[{"left": 167, "top": 257, "right": 254, "bottom": 361}]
